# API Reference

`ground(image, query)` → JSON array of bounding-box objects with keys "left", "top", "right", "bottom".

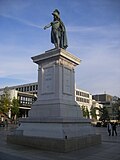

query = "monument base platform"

[
  {"left": 7, "top": 134, "right": 101, "bottom": 152},
  {"left": 7, "top": 118, "right": 101, "bottom": 152},
  {"left": 7, "top": 48, "right": 101, "bottom": 152}
]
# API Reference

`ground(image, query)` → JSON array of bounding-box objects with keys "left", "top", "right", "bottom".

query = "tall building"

[
  {"left": 75, "top": 89, "right": 102, "bottom": 120},
  {"left": 0, "top": 82, "right": 38, "bottom": 95},
  {"left": 75, "top": 88, "right": 92, "bottom": 110},
  {"left": 92, "top": 94, "right": 119, "bottom": 120},
  {"left": 92, "top": 94, "right": 113, "bottom": 105}
]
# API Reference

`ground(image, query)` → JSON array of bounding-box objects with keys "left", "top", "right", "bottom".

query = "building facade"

[
  {"left": 92, "top": 94, "right": 113, "bottom": 105},
  {"left": 0, "top": 88, "right": 36, "bottom": 119},
  {"left": 92, "top": 94, "right": 119, "bottom": 120},
  {"left": 75, "top": 88, "right": 102, "bottom": 120},
  {"left": 75, "top": 88, "right": 92, "bottom": 110},
  {"left": 0, "top": 82, "right": 102, "bottom": 120}
]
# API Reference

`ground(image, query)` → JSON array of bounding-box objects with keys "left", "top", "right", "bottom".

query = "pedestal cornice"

[{"left": 31, "top": 48, "right": 81, "bottom": 66}]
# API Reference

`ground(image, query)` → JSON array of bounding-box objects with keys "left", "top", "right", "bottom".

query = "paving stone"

[{"left": 0, "top": 125, "right": 120, "bottom": 160}]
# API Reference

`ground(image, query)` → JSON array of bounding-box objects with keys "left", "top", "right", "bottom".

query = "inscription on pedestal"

[
  {"left": 63, "top": 68, "right": 72, "bottom": 95},
  {"left": 42, "top": 66, "right": 54, "bottom": 94}
]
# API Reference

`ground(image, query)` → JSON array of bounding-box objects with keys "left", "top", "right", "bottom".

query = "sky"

[{"left": 0, "top": 0, "right": 120, "bottom": 97}]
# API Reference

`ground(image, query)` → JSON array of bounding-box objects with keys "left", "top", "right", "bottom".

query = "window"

[
  {"left": 33, "top": 85, "right": 35, "bottom": 91},
  {"left": 24, "top": 87, "right": 26, "bottom": 92},
  {"left": 36, "top": 85, "right": 38, "bottom": 90},
  {"left": 27, "top": 86, "right": 29, "bottom": 91},
  {"left": 76, "top": 91, "right": 79, "bottom": 95}
]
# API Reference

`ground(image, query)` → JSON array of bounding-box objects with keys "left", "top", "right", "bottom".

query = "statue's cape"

[{"left": 59, "top": 20, "right": 68, "bottom": 49}]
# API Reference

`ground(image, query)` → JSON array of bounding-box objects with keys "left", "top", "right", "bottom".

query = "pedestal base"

[
  {"left": 7, "top": 134, "right": 101, "bottom": 152},
  {"left": 7, "top": 120, "right": 101, "bottom": 152},
  {"left": 7, "top": 48, "right": 101, "bottom": 152},
  {"left": 13, "top": 119, "right": 95, "bottom": 138}
]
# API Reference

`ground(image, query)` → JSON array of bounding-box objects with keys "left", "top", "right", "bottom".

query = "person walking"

[
  {"left": 107, "top": 122, "right": 112, "bottom": 136},
  {"left": 112, "top": 122, "right": 117, "bottom": 136}
]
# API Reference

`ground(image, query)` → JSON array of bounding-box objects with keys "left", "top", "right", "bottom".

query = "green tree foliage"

[
  {"left": 99, "top": 106, "right": 110, "bottom": 122},
  {"left": 90, "top": 106, "right": 97, "bottom": 120},
  {"left": 0, "top": 87, "right": 20, "bottom": 120},
  {"left": 112, "top": 98, "right": 120, "bottom": 120},
  {"left": 11, "top": 97, "right": 20, "bottom": 119},
  {"left": 117, "top": 110, "right": 120, "bottom": 120},
  {"left": 86, "top": 108, "right": 90, "bottom": 118},
  {"left": 81, "top": 105, "right": 90, "bottom": 118},
  {"left": 0, "top": 87, "right": 11, "bottom": 114},
  {"left": 81, "top": 105, "right": 86, "bottom": 117}
]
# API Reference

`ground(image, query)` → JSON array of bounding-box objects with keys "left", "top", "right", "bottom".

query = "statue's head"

[{"left": 52, "top": 9, "right": 60, "bottom": 18}]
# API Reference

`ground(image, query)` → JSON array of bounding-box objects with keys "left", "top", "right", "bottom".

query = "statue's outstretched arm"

[{"left": 44, "top": 23, "right": 51, "bottom": 30}]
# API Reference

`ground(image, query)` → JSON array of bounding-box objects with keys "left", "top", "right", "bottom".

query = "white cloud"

[
  {"left": 75, "top": 47, "right": 120, "bottom": 96},
  {"left": 0, "top": 43, "right": 37, "bottom": 82},
  {"left": 0, "top": 13, "right": 43, "bottom": 29},
  {"left": 67, "top": 24, "right": 120, "bottom": 33},
  {"left": 69, "top": 24, "right": 120, "bottom": 97}
]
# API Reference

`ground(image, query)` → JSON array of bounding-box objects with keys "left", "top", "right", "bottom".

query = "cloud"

[
  {"left": 67, "top": 25, "right": 120, "bottom": 49},
  {"left": 0, "top": 57, "right": 37, "bottom": 88},
  {"left": 75, "top": 46, "right": 120, "bottom": 96},
  {"left": 68, "top": 24, "right": 120, "bottom": 54},
  {"left": 0, "top": 44, "right": 37, "bottom": 81},
  {"left": 68, "top": 24, "right": 120, "bottom": 97},
  {"left": 0, "top": 13, "right": 43, "bottom": 29}
]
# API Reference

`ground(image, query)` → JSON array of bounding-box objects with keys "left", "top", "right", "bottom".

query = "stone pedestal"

[{"left": 7, "top": 48, "right": 101, "bottom": 152}]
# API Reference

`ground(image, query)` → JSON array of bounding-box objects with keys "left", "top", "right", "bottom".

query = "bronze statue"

[{"left": 44, "top": 9, "right": 68, "bottom": 49}]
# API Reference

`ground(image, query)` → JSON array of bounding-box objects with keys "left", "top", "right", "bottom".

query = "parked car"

[
  {"left": 91, "top": 121, "right": 102, "bottom": 127},
  {"left": 96, "top": 122, "right": 102, "bottom": 127},
  {"left": 101, "top": 122, "right": 107, "bottom": 127}
]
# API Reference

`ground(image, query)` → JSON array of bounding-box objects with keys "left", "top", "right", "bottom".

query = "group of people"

[{"left": 107, "top": 122, "right": 118, "bottom": 136}]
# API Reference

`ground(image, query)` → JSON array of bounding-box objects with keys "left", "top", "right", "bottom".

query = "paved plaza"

[{"left": 0, "top": 124, "right": 120, "bottom": 160}]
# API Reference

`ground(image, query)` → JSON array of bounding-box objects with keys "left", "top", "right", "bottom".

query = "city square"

[
  {"left": 0, "top": 0, "right": 120, "bottom": 159},
  {"left": 0, "top": 124, "right": 120, "bottom": 160}
]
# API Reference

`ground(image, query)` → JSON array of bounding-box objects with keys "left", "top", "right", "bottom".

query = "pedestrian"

[
  {"left": 5, "top": 119, "right": 8, "bottom": 127},
  {"left": 107, "top": 121, "right": 112, "bottom": 136},
  {"left": 112, "top": 122, "right": 117, "bottom": 136}
]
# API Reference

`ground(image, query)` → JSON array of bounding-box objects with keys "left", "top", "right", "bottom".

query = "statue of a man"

[{"left": 44, "top": 9, "right": 68, "bottom": 49}]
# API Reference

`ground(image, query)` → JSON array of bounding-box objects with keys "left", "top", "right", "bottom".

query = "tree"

[
  {"left": 81, "top": 105, "right": 90, "bottom": 118},
  {"left": 0, "top": 87, "right": 11, "bottom": 114},
  {"left": 81, "top": 105, "right": 86, "bottom": 117},
  {"left": 90, "top": 106, "right": 97, "bottom": 120},
  {"left": 117, "top": 110, "right": 120, "bottom": 120},
  {"left": 86, "top": 108, "right": 90, "bottom": 118},
  {"left": 99, "top": 106, "right": 110, "bottom": 122},
  {"left": 112, "top": 98, "right": 120, "bottom": 120},
  {"left": 11, "top": 97, "right": 20, "bottom": 120}
]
